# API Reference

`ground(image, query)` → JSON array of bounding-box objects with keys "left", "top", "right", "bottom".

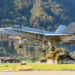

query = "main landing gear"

[
  {"left": 51, "top": 46, "right": 55, "bottom": 51},
  {"left": 42, "top": 41, "right": 56, "bottom": 52},
  {"left": 41, "top": 46, "right": 55, "bottom": 52}
]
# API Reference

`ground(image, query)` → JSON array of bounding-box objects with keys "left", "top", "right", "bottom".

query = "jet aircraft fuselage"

[{"left": 0, "top": 22, "right": 75, "bottom": 52}]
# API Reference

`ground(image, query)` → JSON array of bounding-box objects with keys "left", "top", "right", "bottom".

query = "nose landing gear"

[
  {"left": 18, "top": 38, "right": 27, "bottom": 48},
  {"left": 41, "top": 48, "right": 46, "bottom": 52}
]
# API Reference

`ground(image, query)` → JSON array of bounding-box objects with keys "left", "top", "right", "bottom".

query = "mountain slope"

[{"left": 0, "top": 0, "right": 75, "bottom": 57}]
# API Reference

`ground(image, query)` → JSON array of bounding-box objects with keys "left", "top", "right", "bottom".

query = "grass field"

[{"left": 0, "top": 63, "right": 75, "bottom": 70}]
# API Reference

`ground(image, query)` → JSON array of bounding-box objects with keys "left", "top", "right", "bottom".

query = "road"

[{"left": 0, "top": 71, "right": 75, "bottom": 75}]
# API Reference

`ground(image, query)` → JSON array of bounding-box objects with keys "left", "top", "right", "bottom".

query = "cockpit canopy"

[
  {"left": 10, "top": 25, "right": 52, "bottom": 34},
  {"left": 11, "top": 25, "right": 22, "bottom": 28}
]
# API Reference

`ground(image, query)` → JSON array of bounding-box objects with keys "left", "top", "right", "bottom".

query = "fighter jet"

[{"left": 0, "top": 22, "right": 75, "bottom": 52}]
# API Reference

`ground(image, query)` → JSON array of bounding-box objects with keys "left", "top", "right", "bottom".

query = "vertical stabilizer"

[
  {"left": 55, "top": 22, "right": 75, "bottom": 34},
  {"left": 55, "top": 25, "right": 66, "bottom": 34}
]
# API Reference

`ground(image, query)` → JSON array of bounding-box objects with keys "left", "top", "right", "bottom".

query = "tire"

[
  {"left": 19, "top": 44, "right": 23, "bottom": 48},
  {"left": 51, "top": 47, "right": 55, "bottom": 51},
  {"left": 42, "top": 49, "right": 46, "bottom": 52}
]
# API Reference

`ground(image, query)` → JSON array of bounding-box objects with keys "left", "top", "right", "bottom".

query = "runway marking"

[{"left": 15, "top": 71, "right": 75, "bottom": 75}]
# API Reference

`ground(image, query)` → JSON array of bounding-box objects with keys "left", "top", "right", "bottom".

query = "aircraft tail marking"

[{"left": 55, "top": 22, "right": 75, "bottom": 34}]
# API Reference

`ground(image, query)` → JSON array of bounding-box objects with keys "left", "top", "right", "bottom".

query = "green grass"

[
  {"left": 0, "top": 63, "right": 75, "bottom": 70},
  {"left": 0, "top": 63, "right": 20, "bottom": 70},
  {"left": 27, "top": 63, "right": 75, "bottom": 70}
]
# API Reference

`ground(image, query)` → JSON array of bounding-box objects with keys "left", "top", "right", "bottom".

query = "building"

[{"left": 0, "top": 57, "right": 20, "bottom": 63}]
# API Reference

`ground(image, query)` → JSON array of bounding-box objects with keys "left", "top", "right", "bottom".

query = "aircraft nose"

[
  {"left": 0, "top": 28, "right": 9, "bottom": 34},
  {"left": 0, "top": 28, "right": 5, "bottom": 34}
]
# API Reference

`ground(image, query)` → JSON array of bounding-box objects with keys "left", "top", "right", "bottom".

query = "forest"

[{"left": 0, "top": 0, "right": 75, "bottom": 60}]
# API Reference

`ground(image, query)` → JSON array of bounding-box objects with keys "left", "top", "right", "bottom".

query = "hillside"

[
  {"left": 0, "top": 0, "right": 75, "bottom": 29},
  {"left": 0, "top": 0, "right": 75, "bottom": 59}
]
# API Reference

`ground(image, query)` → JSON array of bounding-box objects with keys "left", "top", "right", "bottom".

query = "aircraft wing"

[
  {"left": 45, "top": 33, "right": 73, "bottom": 44},
  {"left": 14, "top": 29, "right": 73, "bottom": 43},
  {"left": 13, "top": 29, "right": 45, "bottom": 41},
  {"left": 45, "top": 34, "right": 71, "bottom": 36},
  {"left": 64, "top": 38, "right": 75, "bottom": 44},
  {"left": 14, "top": 29, "right": 43, "bottom": 35}
]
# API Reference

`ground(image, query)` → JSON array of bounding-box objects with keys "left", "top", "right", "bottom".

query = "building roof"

[{"left": 0, "top": 57, "right": 11, "bottom": 60}]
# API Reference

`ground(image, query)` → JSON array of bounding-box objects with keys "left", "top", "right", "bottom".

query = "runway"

[{"left": 0, "top": 71, "right": 75, "bottom": 75}]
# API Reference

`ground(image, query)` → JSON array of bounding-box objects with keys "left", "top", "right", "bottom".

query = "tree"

[
  {"left": 71, "top": 51, "right": 75, "bottom": 59},
  {"left": 45, "top": 48, "right": 66, "bottom": 64}
]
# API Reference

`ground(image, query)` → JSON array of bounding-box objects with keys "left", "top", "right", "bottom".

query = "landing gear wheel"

[
  {"left": 42, "top": 49, "right": 46, "bottom": 52},
  {"left": 51, "top": 47, "right": 55, "bottom": 51},
  {"left": 19, "top": 44, "right": 23, "bottom": 48}
]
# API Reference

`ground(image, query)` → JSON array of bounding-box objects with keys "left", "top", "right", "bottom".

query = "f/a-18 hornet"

[{"left": 0, "top": 22, "right": 75, "bottom": 52}]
